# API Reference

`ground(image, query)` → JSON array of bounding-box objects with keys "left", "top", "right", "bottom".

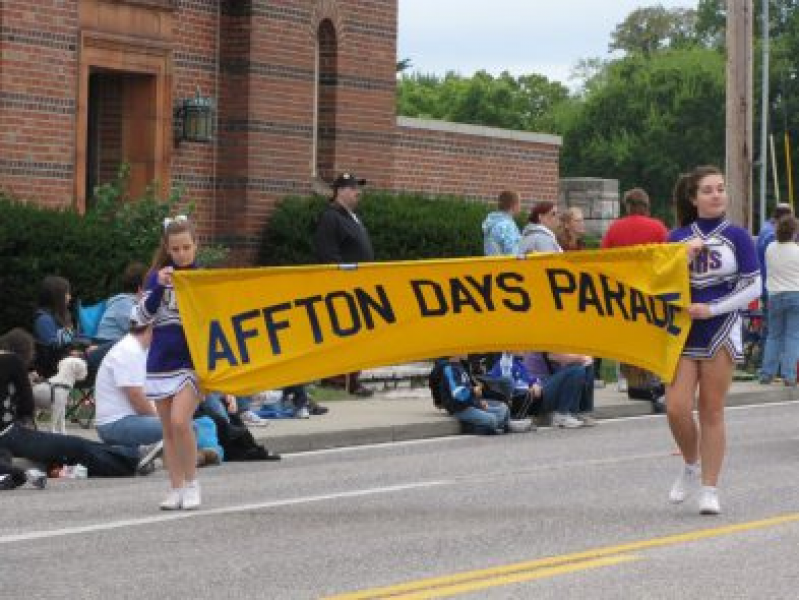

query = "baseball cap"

[{"left": 332, "top": 172, "right": 367, "bottom": 190}]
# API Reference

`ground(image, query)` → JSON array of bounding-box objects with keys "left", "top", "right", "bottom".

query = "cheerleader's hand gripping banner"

[{"left": 173, "top": 244, "right": 691, "bottom": 396}]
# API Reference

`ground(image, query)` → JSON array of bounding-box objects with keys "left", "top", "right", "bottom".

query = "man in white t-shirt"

[{"left": 95, "top": 307, "right": 163, "bottom": 465}]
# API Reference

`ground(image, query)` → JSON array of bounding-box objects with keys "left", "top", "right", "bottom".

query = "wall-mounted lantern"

[{"left": 174, "top": 87, "right": 215, "bottom": 145}]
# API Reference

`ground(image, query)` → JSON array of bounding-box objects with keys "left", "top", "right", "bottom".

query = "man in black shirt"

[{"left": 312, "top": 172, "right": 375, "bottom": 397}]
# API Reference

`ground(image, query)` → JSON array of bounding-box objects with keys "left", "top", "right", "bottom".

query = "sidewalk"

[
  {"left": 250, "top": 380, "right": 796, "bottom": 454},
  {"left": 64, "top": 380, "right": 797, "bottom": 455}
]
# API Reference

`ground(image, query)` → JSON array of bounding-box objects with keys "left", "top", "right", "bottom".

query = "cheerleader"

[
  {"left": 134, "top": 215, "right": 202, "bottom": 510},
  {"left": 665, "top": 166, "right": 760, "bottom": 515}
]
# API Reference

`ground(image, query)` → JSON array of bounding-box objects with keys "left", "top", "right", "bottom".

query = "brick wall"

[
  {"left": 0, "top": 0, "right": 79, "bottom": 208},
  {"left": 213, "top": 0, "right": 398, "bottom": 260},
  {"left": 171, "top": 0, "right": 219, "bottom": 241},
  {"left": 393, "top": 117, "right": 561, "bottom": 209}
]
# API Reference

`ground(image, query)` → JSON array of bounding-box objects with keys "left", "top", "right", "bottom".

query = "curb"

[
  {"left": 260, "top": 386, "right": 797, "bottom": 455},
  {"left": 264, "top": 420, "right": 462, "bottom": 454}
]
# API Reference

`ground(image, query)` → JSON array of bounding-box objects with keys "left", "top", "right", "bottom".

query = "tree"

[
  {"left": 397, "top": 70, "right": 570, "bottom": 133},
  {"left": 694, "top": 0, "right": 727, "bottom": 49},
  {"left": 609, "top": 6, "right": 699, "bottom": 55},
  {"left": 762, "top": 0, "right": 798, "bottom": 202},
  {"left": 559, "top": 49, "right": 727, "bottom": 224},
  {"left": 695, "top": 0, "right": 798, "bottom": 201}
]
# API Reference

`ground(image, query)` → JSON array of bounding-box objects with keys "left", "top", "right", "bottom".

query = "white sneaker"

[
  {"left": 159, "top": 488, "right": 182, "bottom": 511},
  {"left": 577, "top": 413, "right": 597, "bottom": 427},
  {"left": 182, "top": 480, "right": 201, "bottom": 510},
  {"left": 241, "top": 410, "right": 270, "bottom": 427},
  {"left": 698, "top": 486, "right": 721, "bottom": 515},
  {"left": 669, "top": 463, "right": 700, "bottom": 504},
  {"left": 553, "top": 413, "right": 583, "bottom": 428},
  {"left": 295, "top": 407, "right": 310, "bottom": 419}
]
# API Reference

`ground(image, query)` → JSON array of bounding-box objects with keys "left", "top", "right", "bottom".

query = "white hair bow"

[{"left": 163, "top": 214, "right": 188, "bottom": 231}]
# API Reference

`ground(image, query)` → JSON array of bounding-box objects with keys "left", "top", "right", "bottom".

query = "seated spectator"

[
  {"left": 0, "top": 327, "right": 156, "bottom": 477},
  {"left": 195, "top": 395, "right": 281, "bottom": 462},
  {"left": 438, "top": 356, "right": 510, "bottom": 435},
  {"left": 546, "top": 353, "right": 597, "bottom": 426},
  {"left": 94, "top": 308, "right": 163, "bottom": 465},
  {"left": 95, "top": 262, "right": 147, "bottom": 343},
  {"left": 194, "top": 414, "right": 224, "bottom": 467},
  {"left": 491, "top": 354, "right": 588, "bottom": 428},
  {"left": 199, "top": 393, "right": 236, "bottom": 423},
  {"left": 282, "top": 384, "right": 329, "bottom": 418},
  {"left": 33, "top": 275, "right": 106, "bottom": 372},
  {"left": 186, "top": 398, "right": 243, "bottom": 466},
  {"left": 202, "top": 393, "right": 271, "bottom": 426}
]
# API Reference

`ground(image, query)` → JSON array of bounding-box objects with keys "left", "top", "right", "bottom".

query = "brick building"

[{"left": 0, "top": 0, "right": 561, "bottom": 261}]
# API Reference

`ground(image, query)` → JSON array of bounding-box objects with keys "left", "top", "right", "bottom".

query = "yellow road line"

[
  {"left": 387, "top": 555, "right": 640, "bottom": 600},
  {"left": 324, "top": 513, "right": 798, "bottom": 600}
]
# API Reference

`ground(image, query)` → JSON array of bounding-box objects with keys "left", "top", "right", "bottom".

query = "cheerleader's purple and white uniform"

[
  {"left": 133, "top": 263, "right": 199, "bottom": 401},
  {"left": 669, "top": 216, "right": 761, "bottom": 361}
]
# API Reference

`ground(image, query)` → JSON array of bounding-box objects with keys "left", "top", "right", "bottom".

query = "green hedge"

[
  {"left": 0, "top": 195, "right": 166, "bottom": 334},
  {"left": 258, "top": 191, "right": 490, "bottom": 265},
  {"left": 0, "top": 164, "right": 233, "bottom": 334}
]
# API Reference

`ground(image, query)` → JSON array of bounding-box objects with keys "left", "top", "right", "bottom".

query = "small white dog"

[{"left": 32, "top": 356, "right": 89, "bottom": 434}]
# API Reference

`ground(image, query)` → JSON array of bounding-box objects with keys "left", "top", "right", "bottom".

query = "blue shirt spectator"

[
  {"left": 96, "top": 262, "right": 146, "bottom": 343},
  {"left": 482, "top": 190, "right": 522, "bottom": 256}
]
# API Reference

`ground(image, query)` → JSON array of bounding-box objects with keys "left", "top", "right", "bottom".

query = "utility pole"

[
  {"left": 757, "top": 0, "right": 769, "bottom": 230},
  {"left": 725, "top": 0, "right": 753, "bottom": 230}
]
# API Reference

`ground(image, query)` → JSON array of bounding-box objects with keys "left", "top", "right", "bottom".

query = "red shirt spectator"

[{"left": 602, "top": 188, "right": 668, "bottom": 248}]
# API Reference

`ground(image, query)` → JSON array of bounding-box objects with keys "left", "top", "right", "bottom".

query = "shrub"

[
  {"left": 258, "top": 191, "right": 490, "bottom": 265},
  {"left": 0, "top": 164, "right": 227, "bottom": 333},
  {"left": 0, "top": 196, "right": 134, "bottom": 333}
]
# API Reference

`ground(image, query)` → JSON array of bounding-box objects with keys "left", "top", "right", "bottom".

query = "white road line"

[
  {"left": 0, "top": 480, "right": 451, "bottom": 545},
  {"left": 3, "top": 401, "right": 794, "bottom": 545},
  {"left": 726, "top": 400, "right": 798, "bottom": 411}
]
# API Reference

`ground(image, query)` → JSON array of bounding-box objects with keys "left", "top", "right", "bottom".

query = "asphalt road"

[{"left": 2, "top": 402, "right": 797, "bottom": 600}]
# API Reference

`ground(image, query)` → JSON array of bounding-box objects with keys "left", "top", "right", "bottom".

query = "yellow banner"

[{"left": 173, "top": 244, "right": 691, "bottom": 396}]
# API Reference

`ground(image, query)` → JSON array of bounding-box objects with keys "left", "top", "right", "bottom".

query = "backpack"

[
  {"left": 428, "top": 359, "right": 450, "bottom": 411},
  {"left": 429, "top": 358, "right": 481, "bottom": 414}
]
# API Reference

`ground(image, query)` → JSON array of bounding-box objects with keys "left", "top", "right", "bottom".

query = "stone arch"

[{"left": 309, "top": 0, "right": 345, "bottom": 42}]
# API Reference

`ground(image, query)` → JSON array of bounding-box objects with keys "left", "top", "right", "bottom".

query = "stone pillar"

[{"left": 559, "top": 177, "right": 620, "bottom": 238}]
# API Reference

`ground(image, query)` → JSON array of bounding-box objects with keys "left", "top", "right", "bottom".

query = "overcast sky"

[{"left": 398, "top": 0, "right": 698, "bottom": 85}]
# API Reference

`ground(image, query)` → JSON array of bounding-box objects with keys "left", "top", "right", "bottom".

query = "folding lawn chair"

[
  {"left": 77, "top": 299, "right": 107, "bottom": 341},
  {"left": 58, "top": 298, "right": 108, "bottom": 428}
]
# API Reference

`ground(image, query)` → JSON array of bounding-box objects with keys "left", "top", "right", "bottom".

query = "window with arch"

[{"left": 314, "top": 19, "right": 337, "bottom": 181}]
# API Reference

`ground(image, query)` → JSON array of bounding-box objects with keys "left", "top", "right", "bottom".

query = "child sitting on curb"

[
  {"left": 491, "top": 353, "right": 591, "bottom": 429},
  {"left": 438, "top": 356, "right": 510, "bottom": 435}
]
